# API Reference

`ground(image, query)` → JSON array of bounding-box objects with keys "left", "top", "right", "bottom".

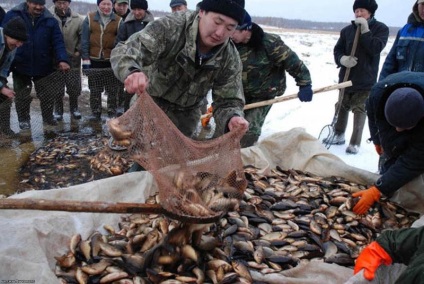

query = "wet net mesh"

[
  {"left": 106, "top": 91, "right": 247, "bottom": 222},
  {"left": 0, "top": 68, "right": 130, "bottom": 194}
]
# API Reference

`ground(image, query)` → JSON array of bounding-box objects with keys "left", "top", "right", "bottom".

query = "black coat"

[
  {"left": 115, "top": 10, "right": 154, "bottom": 45},
  {"left": 366, "top": 71, "right": 424, "bottom": 196},
  {"left": 334, "top": 18, "right": 389, "bottom": 92}
]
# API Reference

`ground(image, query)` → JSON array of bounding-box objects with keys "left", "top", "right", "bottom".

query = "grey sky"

[{"left": 146, "top": 0, "right": 412, "bottom": 28}]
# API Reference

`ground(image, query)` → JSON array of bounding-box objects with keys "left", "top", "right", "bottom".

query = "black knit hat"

[
  {"left": 353, "top": 0, "right": 378, "bottom": 15},
  {"left": 236, "top": 11, "right": 252, "bottom": 30},
  {"left": 199, "top": 0, "right": 246, "bottom": 24},
  {"left": 28, "top": 0, "right": 46, "bottom": 5},
  {"left": 3, "top": 17, "right": 28, "bottom": 42},
  {"left": 53, "top": 0, "right": 71, "bottom": 3},
  {"left": 130, "top": 0, "right": 148, "bottom": 10},
  {"left": 385, "top": 87, "right": 424, "bottom": 129}
]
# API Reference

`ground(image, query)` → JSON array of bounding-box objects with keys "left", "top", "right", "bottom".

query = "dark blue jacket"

[
  {"left": 2, "top": 3, "right": 68, "bottom": 77},
  {"left": 366, "top": 71, "right": 424, "bottom": 196},
  {"left": 334, "top": 18, "right": 389, "bottom": 92},
  {"left": 379, "top": 2, "right": 424, "bottom": 80}
]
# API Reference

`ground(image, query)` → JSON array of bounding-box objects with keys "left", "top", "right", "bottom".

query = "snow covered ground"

[{"left": 257, "top": 27, "right": 395, "bottom": 174}]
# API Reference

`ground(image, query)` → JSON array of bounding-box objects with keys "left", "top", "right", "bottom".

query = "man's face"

[
  {"left": 99, "top": 0, "right": 113, "bottom": 15},
  {"left": 171, "top": 5, "right": 187, "bottom": 13},
  {"left": 114, "top": 2, "right": 128, "bottom": 16},
  {"left": 27, "top": 1, "right": 45, "bottom": 17},
  {"left": 231, "top": 29, "right": 251, "bottom": 44},
  {"left": 198, "top": 10, "right": 238, "bottom": 52},
  {"left": 132, "top": 8, "right": 146, "bottom": 20},
  {"left": 5, "top": 35, "right": 24, "bottom": 50},
  {"left": 354, "top": 8, "right": 371, "bottom": 20},
  {"left": 418, "top": 3, "right": 424, "bottom": 21},
  {"left": 54, "top": 0, "right": 70, "bottom": 16}
]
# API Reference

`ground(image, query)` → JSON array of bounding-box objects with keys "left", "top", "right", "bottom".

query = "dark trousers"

[{"left": 54, "top": 68, "right": 82, "bottom": 114}]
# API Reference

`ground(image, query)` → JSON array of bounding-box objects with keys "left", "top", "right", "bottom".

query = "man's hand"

[
  {"left": 354, "top": 241, "right": 392, "bottom": 280},
  {"left": 228, "top": 116, "right": 249, "bottom": 134},
  {"left": 58, "top": 62, "right": 71, "bottom": 72},
  {"left": 352, "top": 186, "right": 381, "bottom": 214},
  {"left": 0, "top": 87, "right": 15, "bottom": 99},
  {"left": 340, "top": 55, "right": 358, "bottom": 68},
  {"left": 354, "top": 17, "right": 370, "bottom": 34},
  {"left": 124, "top": 72, "right": 149, "bottom": 95},
  {"left": 298, "top": 85, "right": 313, "bottom": 102}
]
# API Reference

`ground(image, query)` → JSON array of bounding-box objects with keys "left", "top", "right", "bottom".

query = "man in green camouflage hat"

[{"left": 111, "top": 0, "right": 249, "bottom": 138}]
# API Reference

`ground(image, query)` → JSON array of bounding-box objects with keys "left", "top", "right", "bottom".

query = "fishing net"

[{"left": 106, "top": 91, "right": 247, "bottom": 223}]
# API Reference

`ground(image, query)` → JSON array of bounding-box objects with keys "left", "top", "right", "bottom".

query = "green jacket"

[
  {"left": 110, "top": 11, "right": 245, "bottom": 136},
  {"left": 377, "top": 226, "right": 424, "bottom": 283},
  {"left": 237, "top": 32, "right": 311, "bottom": 104}
]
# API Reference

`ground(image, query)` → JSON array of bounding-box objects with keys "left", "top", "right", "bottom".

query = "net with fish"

[{"left": 107, "top": 91, "right": 247, "bottom": 223}]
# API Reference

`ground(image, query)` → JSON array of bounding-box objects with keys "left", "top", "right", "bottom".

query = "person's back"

[{"left": 379, "top": 0, "right": 424, "bottom": 80}]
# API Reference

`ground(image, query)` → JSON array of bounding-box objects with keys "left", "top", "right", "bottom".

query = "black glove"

[{"left": 298, "top": 85, "right": 313, "bottom": 102}]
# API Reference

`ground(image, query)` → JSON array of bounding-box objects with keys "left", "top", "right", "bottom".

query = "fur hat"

[
  {"left": 28, "top": 0, "right": 46, "bottom": 5},
  {"left": 3, "top": 17, "right": 28, "bottom": 42},
  {"left": 236, "top": 11, "right": 252, "bottom": 30},
  {"left": 385, "top": 87, "right": 424, "bottom": 129},
  {"left": 169, "top": 0, "right": 187, "bottom": 8},
  {"left": 130, "top": 0, "right": 147, "bottom": 9},
  {"left": 199, "top": 0, "right": 246, "bottom": 24},
  {"left": 353, "top": 0, "right": 378, "bottom": 15}
]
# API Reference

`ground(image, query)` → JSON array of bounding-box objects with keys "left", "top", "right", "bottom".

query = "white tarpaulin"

[{"left": 0, "top": 128, "right": 391, "bottom": 283}]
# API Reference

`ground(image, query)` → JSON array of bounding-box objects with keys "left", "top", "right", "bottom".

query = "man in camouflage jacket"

[
  {"left": 231, "top": 12, "right": 312, "bottom": 147},
  {"left": 110, "top": 0, "right": 249, "bottom": 138}
]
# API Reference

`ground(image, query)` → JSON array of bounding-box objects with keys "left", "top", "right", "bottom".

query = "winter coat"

[
  {"left": 334, "top": 18, "right": 389, "bottom": 92},
  {"left": 366, "top": 71, "right": 424, "bottom": 196},
  {"left": 377, "top": 226, "right": 424, "bottom": 283},
  {"left": 236, "top": 29, "right": 311, "bottom": 104},
  {"left": 115, "top": 10, "right": 154, "bottom": 44},
  {"left": 111, "top": 11, "right": 245, "bottom": 136},
  {"left": 0, "top": 28, "right": 17, "bottom": 90},
  {"left": 379, "top": 2, "right": 424, "bottom": 80},
  {"left": 81, "top": 11, "right": 121, "bottom": 61},
  {"left": 2, "top": 3, "right": 68, "bottom": 77},
  {"left": 48, "top": 6, "right": 83, "bottom": 69}
]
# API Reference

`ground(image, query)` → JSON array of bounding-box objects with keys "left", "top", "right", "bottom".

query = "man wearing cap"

[
  {"left": 115, "top": 0, "right": 153, "bottom": 112},
  {"left": 324, "top": 0, "right": 389, "bottom": 155},
  {"left": 113, "top": 0, "right": 130, "bottom": 20},
  {"left": 49, "top": 0, "right": 83, "bottom": 120},
  {"left": 111, "top": 0, "right": 249, "bottom": 139},
  {"left": 2, "top": 0, "right": 70, "bottom": 129},
  {"left": 379, "top": 0, "right": 424, "bottom": 79},
  {"left": 0, "top": 17, "right": 27, "bottom": 136},
  {"left": 169, "top": 0, "right": 187, "bottom": 13},
  {"left": 352, "top": 71, "right": 424, "bottom": 215},
  {"left": 230, "top": 12, "right": 313, "bottom": 147}
]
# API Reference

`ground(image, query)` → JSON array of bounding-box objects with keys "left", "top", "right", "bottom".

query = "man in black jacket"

[
  {"left": 324, "top": 0, "right": 389, "bottom": 154},
  {"left": 352, "top": 71, "right": 424, "bottom": 215}
]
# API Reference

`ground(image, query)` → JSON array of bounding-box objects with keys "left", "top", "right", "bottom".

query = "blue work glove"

[{"left": 298, "top": 85, "right": 313, "bottom": 102}]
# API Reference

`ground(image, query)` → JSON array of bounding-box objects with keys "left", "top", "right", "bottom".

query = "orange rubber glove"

[
  {"left": 375, "top": 145, "right": 383, "bottom": 155},
  {"left": 352, "top": 186, "right": 381, "bottom": 215},
  {"left": 354, "top": 241, "right": 392, "bottom": 280},
  {"left": 201, "top": 106, "right": 213, "bottom": 128}
]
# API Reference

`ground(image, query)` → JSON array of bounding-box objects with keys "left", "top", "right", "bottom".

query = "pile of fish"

[
  {"left": 18, "top": 135, "right": 131, "bottom": 192},
  {"left": 54, "top": 166, "right": 419, "bottom": 283}
]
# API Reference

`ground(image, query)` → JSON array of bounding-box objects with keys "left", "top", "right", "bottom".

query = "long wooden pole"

[{"left": 201, "top": 81, "right": 352, "bottom": 119}]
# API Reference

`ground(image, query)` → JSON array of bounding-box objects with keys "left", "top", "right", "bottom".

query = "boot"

[
  {"left": 69, "top": 95, "right": 81, "bottom": 119},
  {"left": 0, "top": 101, "right": 18, "bottom": 137},
  {"left": 346, "top": 112, "right": 366, "bottom": 154},
  {"left": 322, "top": 106, "right": 349, "bottom": 145},
  {"left": 54, "top": 97, "right": 63, "bottom": 121}
]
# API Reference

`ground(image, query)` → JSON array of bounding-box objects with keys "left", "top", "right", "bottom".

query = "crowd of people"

[{"left": 2, "top": 0, "right": 424, "bottom": 281}]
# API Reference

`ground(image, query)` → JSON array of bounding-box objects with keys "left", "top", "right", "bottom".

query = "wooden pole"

[{"left": 201, "top": 81, "right": 352, "bottom": 119}]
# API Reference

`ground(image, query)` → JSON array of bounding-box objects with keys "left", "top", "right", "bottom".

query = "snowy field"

[{"left": 257, "top": 27, "right": 395, "bottom": 175}]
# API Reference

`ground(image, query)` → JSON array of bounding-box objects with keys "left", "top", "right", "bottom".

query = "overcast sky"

[{"left": 141, "top": 0, "right": 412, "bottom": 28}]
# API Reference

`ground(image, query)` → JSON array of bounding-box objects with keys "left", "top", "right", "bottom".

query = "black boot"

[
  {"left": 346, "top": 112, "right": 366, "bottom": 154},
  {"left": 69, "top": 95, "right": 81, "bottom": 119},
  {"left": 0, "top": 100, "right": 18, "bottom": 137},
  {"left": 54, "top": 96, "right": 64, "bottom": 121}
]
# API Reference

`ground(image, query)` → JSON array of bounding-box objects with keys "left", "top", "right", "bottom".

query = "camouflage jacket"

[
  {"left": 236, "top": 32, "right": 311, "bottom": 104},
  {"left": 110, "top": 11, "right": 245, "bottom": 135}
]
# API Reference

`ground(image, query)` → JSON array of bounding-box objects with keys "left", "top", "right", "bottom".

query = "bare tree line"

[{"left": 2, "top": 0, "right": 400, "bottom": 36}]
